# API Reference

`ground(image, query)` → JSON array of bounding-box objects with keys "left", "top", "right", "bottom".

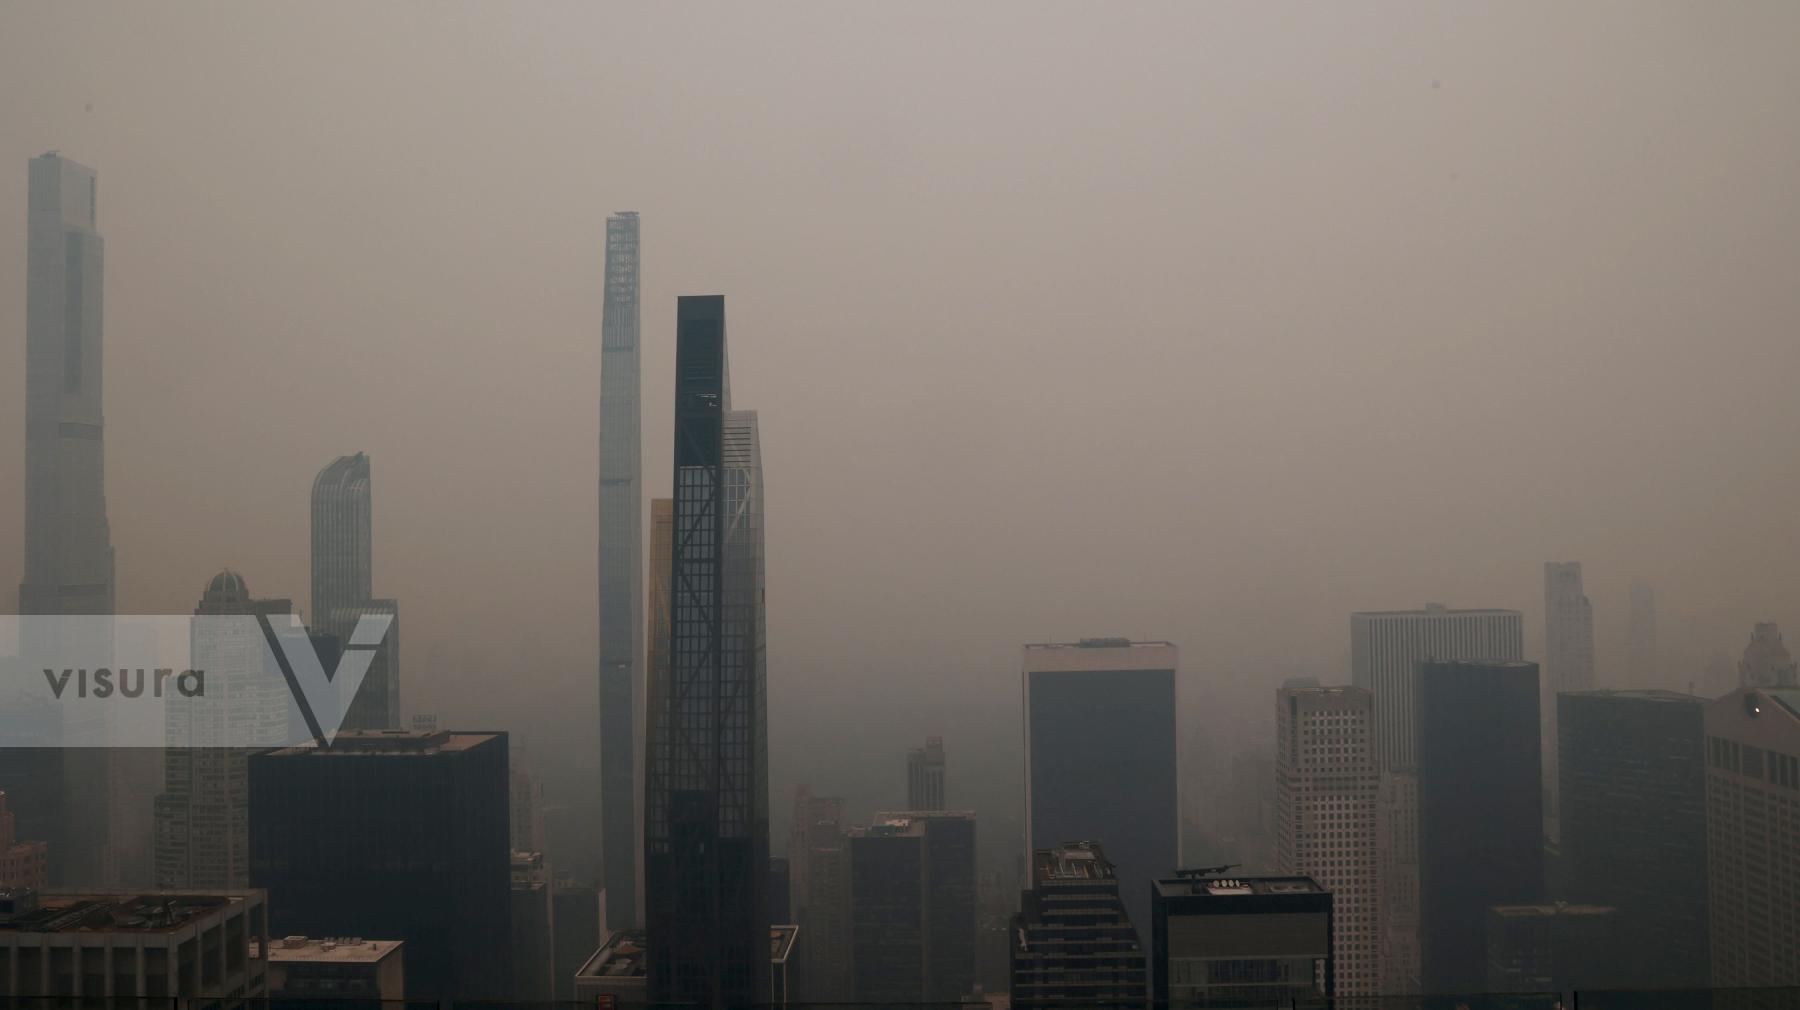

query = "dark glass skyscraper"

[
  {"left": 249, "top": 730, "right": 511, "bottom": 1000},
  {"left": 598, "top": 211, "right": 643, "bottom": 929},
  {"left": 645, "top": 295, "right": 769, "bottom": 1010},
  {"left": 1416, "top": 660, "right": 1544, "bottom": 994},
  {"left": 1559, "top": 690, "right": 1708, "bottom": 988},
  {"left": 1023, "top": 639, "right": 1178, "bottom": 944}
]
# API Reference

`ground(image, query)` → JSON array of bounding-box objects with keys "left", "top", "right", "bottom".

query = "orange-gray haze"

[{"left": 3, "top": 3, "right": 1800, "bottom": 859}]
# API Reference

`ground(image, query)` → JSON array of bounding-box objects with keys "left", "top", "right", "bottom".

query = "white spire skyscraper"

[{"left": 598, "top": 211, "right": 642, "bottom": 929}]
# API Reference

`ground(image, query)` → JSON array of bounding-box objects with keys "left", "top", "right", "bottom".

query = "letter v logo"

[{"left": 257, "top": 613, "right": 393, "bottom": 748}]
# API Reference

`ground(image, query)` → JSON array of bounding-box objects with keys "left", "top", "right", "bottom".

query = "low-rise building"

[
  {"left": 261, "top": 934, "right": 404, "bottom": 1004},
  {"left": 1151, "top": 874, "right": 1332, "bottom": 1010}
]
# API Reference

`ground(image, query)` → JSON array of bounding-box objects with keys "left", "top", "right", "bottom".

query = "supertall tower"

[
  {"left": 19, "top": 153, "right": 118, "bottom": 886},
  {"left": 645, "top": 296, "right": 769, "bottom": 1009},
  {"left": 598, "top": 212, "right": 643, "bottom": 929}
]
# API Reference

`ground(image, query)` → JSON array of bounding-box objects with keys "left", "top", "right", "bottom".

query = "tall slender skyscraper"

[
  {"left": 598, "top": 211, "right": 643, "bottom": 930},
  {"left": 1023, "top": 638, "right": 1179, "bottom": 945},
  {"left": 1543, "top": 562, "right": 1595, "bottom": 833},
  {"left": 310, "top": 453, "right": 400, "bottom": 729},
  {"left": 19, "top": 153, "right": 118, "bottom": 887},
  {"left": 1275, "top": 685, "right": 1378, "bottom": 996},
  {"left": 1627, "top": 578, "right": 1657, "bottom": 686},
  {"left": 645, "top": 296, "right": 769, "bottom": 1010}
]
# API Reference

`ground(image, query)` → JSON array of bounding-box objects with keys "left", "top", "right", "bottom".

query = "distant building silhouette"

[
  {"left": 1543, "top": 563, "right": 1595, "bottom": 836},
  {"left": 510, "top": 850, "right": 555, "bottom": 1001},
  {"left": 1023, "top": 639, "right": 1179, "bottom": 942},
  {"left": 1558, "top": 690, "right": 1708, "bottom": 988},
  {"left": 17, "top": 152, "right": 121, "bottom": 888},
  {"left": 0, "top": 793, "right": 47, "bottom": 890},
  {"left": 249, "top": 730, "right": 511, "bottom": 999},
  {"left": 1738, "top": 622, "right": 1798, "bottom": 689},
  {"left": 1275, "top": 685, "right": 1378, "bottom": 996},
  {"left": 1011, "top": 842, "right": 1146, "bottom": 1010},
  {"left": 1350, "top": 604, "right": 1523, "bottom": 995},
  {"left": 644, "top": 296, "right": 770, "bottom": 1010},
  {"left": 1704, "top": 686, "right": 1800, "bottom": 986},
  {"left": 907, "top": 736, "right": 947, "bottom": 811},
  {"left": 1626, "top": 578, "right": 1657, "bottom": 686},
  {"left": 789, "top": 786, "right": 850, "bottom": 1002},
  {"left": 598, "top": 211, "right": 643, "bottom": 931},
  {"left": 848, "top": 811, "right": 977, "bottom": 1003},
  {"left": 1150, "top": 874, "right": 1331, "bottom": 1008},
  {"left": 1416, "top": 660, "right": 1544, "bottom": 994},
  {"left": 153, "top": 571, "right": 291, "bottom": 889},
  {"left": 310, "top": 453, "right": 400, "bottom": 729},
  {"left": 1485, "top": 903, "right": 1622, "bottom": 995}
]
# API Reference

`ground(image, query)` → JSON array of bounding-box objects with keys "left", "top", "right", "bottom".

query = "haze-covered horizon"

[{"left": 5, "top": 2, "right": 1799, "bottom": 877}]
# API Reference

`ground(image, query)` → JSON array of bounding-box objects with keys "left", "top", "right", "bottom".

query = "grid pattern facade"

[
  {"left": 645, "top": 296, "right": 770, "bottom": 1009},
  {"left": 310, "top": 453, "right": 399, "bottom": 731},
  {"left": 1011, "top": 843, "right": 1147, "bottom": 1010},
  {"left": 1559, "top": 690, "right": 1709, "bottom": 988},
  {"left": 1416, "top": 660, "right": 1544, "bottom": 994},
  {"left": 1276, "top": 687, "right": 1377, "bottom": 996},
  {"left": 848, "top": 812, "right": 977, "bottom": 1004},
  {"left": 908, "top": 737, "right": 947, "bottom": 811},
  {"left": 599, "top": 211, "right": 643, "bottom": 929},
  {"left": 1704, "top": 688, "right": 1800, "bottom": 986},
  {"left": 1350, "top": 607, "right": 1522, "bottom": 772}
]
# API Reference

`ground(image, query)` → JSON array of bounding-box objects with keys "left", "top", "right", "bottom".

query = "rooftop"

[
  {"left": 1034, "top": 843, "right": 1118, "bottom": 882},
  {"left": 770, "top": 924, "right": 798, "bottom": 964},
  {"left": 0, "top": 892, "right": 254, "bottom": 933},
  {"left": 578, "top": 929, "right": 648, "bottom": 982},
  {"left": 1024, "top": 639, "right": 1176, "bottom": 650},
  {"left": 1490, "top": 903, "right": 1617, "bottom": 919},
  {"left": 1352, "top": 605, "right": 1520, "bottom": 618},
  {"left": 1561, "top": 689, "right": 1702, "bottom": 704},
  {"left": 1154, "top": 875, "right": 1324, "bottom": 898},
  {"left": 262, "top": 730, "right": 501, "bottom": 758},
  {"left": 259, "top": 935, "right": 403, "bottom": 964}
]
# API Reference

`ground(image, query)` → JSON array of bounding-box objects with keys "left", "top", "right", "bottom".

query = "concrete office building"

[
  {"left": 1010, "top": 842, "right": 1146, "bottom": 1010},
  {"left": 1704, "top": 686, "right": 1800, "bottom": 986},
  {"left": 511, "top": 850, "right": 555, "bottom": 1001},
  {"left": 0, "top": 890, "right": 267, "bottom": 1002},
  {"left": 1150, "top": 874, "right": 1331, "bottom": 1010},
  {"left": 908, "top": 737, "right": 948, "bottom": 811},
  {"left": 309, "top": 453, "right": 400, "bottom": 730},
  {"left": 249, "top": 730, "right": 510, "bottom": 999},
  {"left": 598, "top": 211, "right": 644, "bottom": 931},
  {"left": 576, "top": 925, "right": 802, "bottom": 1010},
  {"left": 263, "top": 935, "right": 405, "bottom": 1005},
  {"left": 1416, "top": 660, "right": 1544, "bottom": 994},
  {"left": 1275, "top": 685, "right": 1377, "bottom": 996},
  {"left": 1024, "top": 639, "right": 1179, "bottom": 941},
  {"left": 848, "top": 811, "right": 977, "bottom": 1004},
  {"left": 1558, "top": 690, "right": 1708, "bottom": 988},
  {"left": 644, "top": 296, "right": 770, "bottom": 1010}
]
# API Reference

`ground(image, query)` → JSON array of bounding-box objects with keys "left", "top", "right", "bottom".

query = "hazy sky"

[{"left": 4, "top": 3, "right": 1800, "bottom": 862}]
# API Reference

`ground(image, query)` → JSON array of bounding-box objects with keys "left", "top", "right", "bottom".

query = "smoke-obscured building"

[
  {"left": 0, "top": 890, "right": 268, "bottom": 1001},
  {"left": 789, "top": 787, "right": 850, "bottom": 1002},
  {"left": 310, "top": 453, "right": 400, "bottom": 730},
  {"left": 1275, "top": 685, "right": 1377, "bottom": 996},
  {"left": 1738, "top": 622, "right": 1798, "bottom": 689},
  {"left": 848, "top": 811, "right": 977, "bottom": 1004},
  {"left": 1485, "top": 903, "right": 1621, "bottom": 996},
  {"left": 1543, "top": 562, "right": 1595, "bottom": 835},
  {"left": 1011, "top": 842, "right": 1146, "bottom": 1010},
  {"left": 908, "top": 737, "right": 947, "bottom": 811},
  {"left": 645, "top": 296, "right": 770, "bottom": 1010},
  {"left": 1416, "top": 660, "right": 1544, "bottom": 994},
  {"left": 598, "top": 211, "right": 643, "bottom": 931},
  {"left": 1150, "top": 874, "right": 1331, "bottom": 1010},
  {"left": 1024, "top": 639, "right": 1179, "bottom": 940},
  {"left": 1704, "top": 686, "right": 1800, "bottom": 986},
  {"left": 249, "top": 730, "right": 511, "bottom": 999},
  {"left": 1558, "top": 689, "right": 1708, "bottom": 988}
]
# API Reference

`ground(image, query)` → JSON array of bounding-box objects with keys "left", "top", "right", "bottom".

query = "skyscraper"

[
  {"left": 19, "top": 152, "right": 119, "bottom": 888},
  {"left": 1543, "top": 562, "right": 1595, "bottom": 834},
  {"left": 907, "top": 736, "right": 946, "bottom": 811},
  {"left": 1011, "top": 842, "right": 1147, "bottom": 1010},
  {"left": 645, "top": 296, "right": 769, "bottom": 1010},
  {"left": 1558, "top": 690, "right": 1708, "bottom": 988},
  {"left": 1275, "top": 685, "right": 1378, "bottom": 996},
  {"left": 1703, "top": 686, "right": 1800, "bottom": 986},
  {"left": 1350, "top": 604, "right": 1521, "bottom": 994},
  {"left": 1416, "top": 660, "right": 1544, "bottom": 994},
  {"left": 1150, "top": 874, "right": 1332, "bottom": 1009},
  {"left": 1737, "top": 622, "right": 1798, "bottom": 689},
  {"left": 642, "top": 496, "right": 673, "bottom": 927},
  {"left": 848, "top": 811, "right": 977, "bottom": 1003},
  {"left": 598, "top": 211, "right": 643, "bottom": 930},
  {"left": 249, "top": 730, "right": 512, "bottom": 999},
  {"left": 1023, "top": 639, "right": 1179, "bottom": 943},
  {"left": 1626, "top": 578, "right": 1657, "bottom": 687},
  {"left": 310, "top": 453, "right": 400, "bottom": 729},
  {"left": 153, "top": 571, "right": 292, "bottom": 889}
]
